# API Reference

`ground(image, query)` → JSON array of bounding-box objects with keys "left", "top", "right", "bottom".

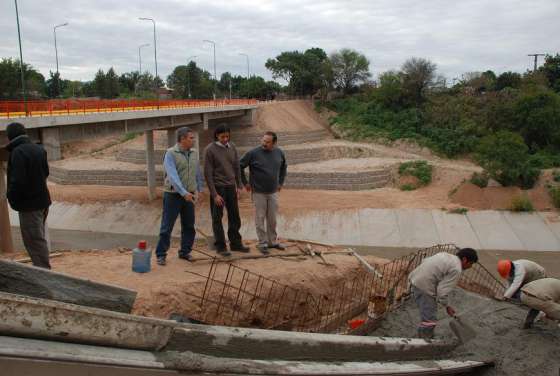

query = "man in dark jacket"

[{"left": 5, "top": 122, "right": 51, "bottom": 268}]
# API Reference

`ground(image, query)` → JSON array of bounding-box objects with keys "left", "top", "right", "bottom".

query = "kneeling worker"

[
  {"left": 497, "top": 259, "right": 546, "bottom": 301},
  {"left": 409, "top": 248, "right": 478, "bottom": 339},
  {"left": 520, "top": 278, "right": 560, "bottom": 329}
]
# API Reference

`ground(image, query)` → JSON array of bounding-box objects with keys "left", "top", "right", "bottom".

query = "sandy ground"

[
  {"left": 19, "top": 242, "right": 387, "bottom": 325},
  {"left": 371, "top": 288, "right": 560, "bottom": 376},
  {"left": 254, "top": 100, "right": 330, "bottom": 131}
]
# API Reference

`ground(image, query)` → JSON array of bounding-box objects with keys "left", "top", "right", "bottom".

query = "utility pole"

[
  {"left": 527, "top": 54, "right": 545, "bottom": 72},
  {"left": 239, "top": 53, "right": 250, "bottom": 79},
  {"left": 186, "top": 55, "right": 197, "bottom": 98},
  {"left": 14, "top": 0, "right": 27, "bottom": 113},
  {"left": 138, "top": 43, "right": 149, "bottom": 73},
  {"left": 139, "top": 18, "right": 158, "bottom": 82}
]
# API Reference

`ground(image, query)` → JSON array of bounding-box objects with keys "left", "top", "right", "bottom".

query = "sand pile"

[{"left": 370, "top": 288, "right": 560, "bottom": 376}]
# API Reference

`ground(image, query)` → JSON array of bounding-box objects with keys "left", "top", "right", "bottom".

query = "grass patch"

[
  {"left": 121, "top": 132, "right": 139, "bottom": 142},
  {"left": 400, "top": 184, "right": 416, "bottom": 191},
  {"left": 449, "top": 207, "right": 468, "bottom": 214},
  {"left": 510, "top": 195, "right": 534, "bottom": 212},
  {"left": 398, "top": 160, "right": 433, "bottom": 186},
  {"left": 553, "top": 170, "right": 560, "bottom": 183},
  {"left": 470, "top": 171, "right": 489, "bottom": 188}
]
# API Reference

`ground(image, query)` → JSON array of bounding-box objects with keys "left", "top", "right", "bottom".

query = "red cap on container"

[{"left": 138, "top": 240, "right": 147, "bottom": 250}]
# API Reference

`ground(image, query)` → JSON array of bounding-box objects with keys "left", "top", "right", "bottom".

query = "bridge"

[{"left": 0, "top": 98, "right": 258, "bottom": 253}]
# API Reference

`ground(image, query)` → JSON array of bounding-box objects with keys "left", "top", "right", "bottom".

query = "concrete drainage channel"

[{"left": 0, "top": 244, "right": 501, "bottom": 375}]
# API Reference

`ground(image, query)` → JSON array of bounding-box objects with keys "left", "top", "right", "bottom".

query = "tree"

[
  {"left": 540, "top": 53, "right": 560, "bottom": 92},
  {"left": 401, "top": 57, "right": 437, "bottom": 105},
  {"left": 167, "top": 62, "right": 214, "bottom": 99},
  {"left": 0, "top": 58, "right": 46, "bottom": 99},
  {"left": 329, "top": 48, "right": 370, "bottom": 94},
  {"left": 513, "top": 90, "right": 560, "bottom": 150},
  {"left": 495, "top": 71, "right": 522, "bottom": 91},
  {"left": 119, "top": 71, "right": 141, "bottom": 95},
  {"left": 46, "top": 71, "right": 64, "bottom": 98},
  {"left": 374, "top": 71, "right": 405, "bottom": 110}
]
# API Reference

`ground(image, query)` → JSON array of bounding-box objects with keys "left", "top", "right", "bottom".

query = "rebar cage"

[{"left": 188, "top": 244, "right": 505, "bottom": 333}]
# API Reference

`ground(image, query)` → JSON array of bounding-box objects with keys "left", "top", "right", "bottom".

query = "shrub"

[
  {"left": 553, "top": 170, "right": 560, "bottom": 182},
  {"left": 400, "top": 184, "right": 416, "bottom": 191},
  {"left": 470, "top": 171, "right": 489, "bottom": 188},
  {"left": 449, "top": 207, "right": 468, "bottom": 214},
  {"left": 549, "top": 186, "right": 560, "bottom": 208},
  {"left": 510, "top": 195, "right": 534, "bottom": 212},
  {"left": 398, "top": 160, "right": 433, "bottom": 186},
  {"left": 475, "top": 131, "right": 540, "bottom": 188}
]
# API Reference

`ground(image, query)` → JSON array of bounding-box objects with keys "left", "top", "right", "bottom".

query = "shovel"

[
  {"left": 448, "top": 315, "right": 477, "bottom": 344},
  {"left": 195, "top": 227, "right": 216, "bottom": 251}
]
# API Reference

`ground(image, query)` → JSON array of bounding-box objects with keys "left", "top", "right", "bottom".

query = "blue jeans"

[{"left": 156, "top": 192, "right": 195, "bottom": 258}]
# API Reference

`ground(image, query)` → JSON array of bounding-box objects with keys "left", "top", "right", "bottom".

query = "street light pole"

[
  {"left": 14, "top": 0, "right": 27, "bottom": 111},
  {"left": 203, "top": 39, "right": 216, "bottom": 100},
  {"left": 139, "top": 18, "right": 158, "bottom": 82},
  {"left": 186, "top": 55, "right": 197, "bottom": 99},
  {"left": 239, "top": 53, "right": 250, "bottom": 79},
  {"left": 138, "top": 43, "right": 150, "bottom": 73},
  {"left": 54, "top": 22, "right": 68, "bottom": 97}
]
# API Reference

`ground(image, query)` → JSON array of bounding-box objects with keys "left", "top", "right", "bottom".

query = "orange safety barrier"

[{"left": 0, "top": 98, "right": 257, "bottom": 118}]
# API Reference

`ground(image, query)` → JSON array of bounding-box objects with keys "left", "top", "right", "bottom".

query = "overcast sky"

[{"left": 1, "top": 0, "right": 558, "bottom": 84}]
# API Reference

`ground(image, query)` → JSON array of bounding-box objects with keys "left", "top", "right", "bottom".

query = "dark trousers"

[
  {"left": 210, "top": 185, "right": 242, "bottom": 250},
  {"left": 19, "top": 209, "right": 51, "bottom": 269},
  {"left": 156, "top": 192, "right": 195, "bottom": 258}
]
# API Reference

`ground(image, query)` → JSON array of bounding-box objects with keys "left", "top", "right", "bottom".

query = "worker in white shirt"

[
  {"left": 497, "top": 259, "right": 546, "bottom": 301},
  {"left": 408, "top": 248, "right": 479, "bottom": 339},
  {"left": 520, "top": 278, "right": 560, "bottom": 329}
]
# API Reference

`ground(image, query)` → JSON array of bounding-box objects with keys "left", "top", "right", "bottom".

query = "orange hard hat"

[{"left": 497, "top": 260, "right": 512, "bottom": 279}]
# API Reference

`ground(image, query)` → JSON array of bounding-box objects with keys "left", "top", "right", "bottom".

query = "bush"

[
  {"left": 449, "top": 207, "right": 468, "bottom": 214},
  {"left": 470, "top": 171, "right": 489, "bottom": 188},
  {"left": 510, "top": 195, "right": 534, "bottom": 212},
  {"left": 549, "top": 186, "right": 560, "bottom": 208},
  {"left": 475, "top": 131, "right": 540, "bottom": 188},
  {"left": 400, "top": 183, "right": 416, "bottom": 191},
  {"left": 553, "top": 170, "right": 560, "bottom": 182},
  {"left": 398, "top": 160, "right": 433, "bottom": 185}
]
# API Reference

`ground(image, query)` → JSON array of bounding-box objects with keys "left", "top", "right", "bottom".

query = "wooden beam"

[{"left": 0, "top": 259, "right": 137, "bottom": 313}]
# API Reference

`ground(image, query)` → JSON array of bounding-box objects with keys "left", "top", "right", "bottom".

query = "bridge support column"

[
  {"left": 202, "top": 113, "right": 209, "bottom": 130},
  {"left": 41, "top": 127, "right": 62, "bottom": 161},
  {"left": 167, "top": 129, "right": 175, "bottom": 148},
  {"left": 0, "top": 161, "right": 14, "bottom": 254},
  {"left": 145, "top": 131, "right": 157, "bottom": 201}
]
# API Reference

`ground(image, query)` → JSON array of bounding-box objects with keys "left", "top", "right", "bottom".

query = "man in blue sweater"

[
  {"left": 240, "top": 131, "right": 287, "bottom": 254},
  {"left": 155, "top": 127, "right": 203, "bottom": 265}
]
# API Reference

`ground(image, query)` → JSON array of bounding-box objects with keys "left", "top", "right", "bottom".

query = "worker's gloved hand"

[{"left": 446, "top": 306, "right": 456, "bottom": 317}]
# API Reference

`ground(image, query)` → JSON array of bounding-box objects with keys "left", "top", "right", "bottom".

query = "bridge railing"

[{"left": 0, "top": 98, "right": 257, "bottom": 118}]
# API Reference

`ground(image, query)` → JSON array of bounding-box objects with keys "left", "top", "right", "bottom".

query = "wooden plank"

[{"left": 0, "top": 259, "right": 137, "bottom": 313}]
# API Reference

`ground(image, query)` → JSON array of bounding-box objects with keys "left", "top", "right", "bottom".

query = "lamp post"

[
  {"left": 14, "top": 0, "right": 26, "bottom": 111},
  {"left": 186, "top": 55, "right": 197, "bottom": 98},
  {"left": 54, "top": 22, "right": 68, "bottom": 97},
  {"left": 138, "top": 43, "right": 150, "bottom": 73},
  {"left": 203, "top": 39, "right": 216, "bottom": 100},
  {"left": 239, "top": 53, "right": 250, "bottom": 79},
  {"left": 139, "top": 17, "right": 158, "bottom": 81}
]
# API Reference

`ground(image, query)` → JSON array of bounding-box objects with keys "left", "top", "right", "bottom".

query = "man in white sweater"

[
  {"left": 497, "top": 259, "right": 546, "bottom": 301},
  {"left": 408, "top": 248, "right": 479, "bottom": 339}
]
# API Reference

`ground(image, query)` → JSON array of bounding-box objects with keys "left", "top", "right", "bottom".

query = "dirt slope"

[{"left": 255, "top": 100, "right": 329, "bottom": 131}]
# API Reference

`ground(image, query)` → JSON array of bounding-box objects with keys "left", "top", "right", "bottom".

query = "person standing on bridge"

[
  {"left": 240, "top": 131, "right": 287, "bottom": 254},
  {"left": 5, "top": 122, "right": 51, "bottom": 269},
  {"left": 204, "top": 124, "right": 249, "bottom": 256},
  {"left": 155, "top": 127, "right": 204, "bottom": 266},
  {"left": 408, "top": 248, "right": 478, "bottom": 339}
]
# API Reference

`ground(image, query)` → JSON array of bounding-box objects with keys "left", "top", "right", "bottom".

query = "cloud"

[{"left": 1, "top": 0, "right": 558, "bottom": 82}]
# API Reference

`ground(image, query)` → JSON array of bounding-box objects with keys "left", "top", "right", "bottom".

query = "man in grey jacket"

[
  {"left": 408, "top": 248, "right": 478, "bottom": 339},
  {"left": 240, "top": 131, "right": 287, "bottom": 254}
]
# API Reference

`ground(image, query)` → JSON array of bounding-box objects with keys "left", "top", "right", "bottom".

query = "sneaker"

[
  {"left": 230, "top": 244, "right": 250, "bottom": 253},
  {"left": 157, "top": 257, "right": 166, "bottom": 266},
  {"left": 257, "top": 244, "right": 270, "bottom": 255},
  {"left": 217, "top": 248, "right": 232, "bottom": 257},
  {"left": 178, "top": 253, "right": 193, "bottom": 262},
  {"left": 269, "top": 243, "right": 285, "bottom": 250}
]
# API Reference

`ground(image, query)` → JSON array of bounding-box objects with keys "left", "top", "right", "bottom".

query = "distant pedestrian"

[
  {"left": 5, "top": 122, "right": 51, "bottom": 269},
  {"left": 240, "top": 131, "right": 287, "bottom": 254},
  {"left": 155, "top": 127, "right": 203, "bottom": 266},
  {"left": 497, "top": 259, "right": 546, "bottom": 301},
  {"left": 408, "top": 248, "right": 478, "bottom": 339},
  {"left": 203, "top": 124, "right": 249, "bottom": 255}
]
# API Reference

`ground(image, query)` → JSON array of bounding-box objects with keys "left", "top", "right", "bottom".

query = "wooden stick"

[
  {"left": 286, "top": 238, "right": 335, "bottom": 248},
  {"left": 349, "top": 248, "right": 383, "bottom": 278},
  {"left": 15, "top": 252, "right": 64, "bottom": 263}
]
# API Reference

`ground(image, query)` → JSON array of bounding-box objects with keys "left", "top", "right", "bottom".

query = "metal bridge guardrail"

[{"left": 0, "top": 98, "right": 257, "bottom": 118}]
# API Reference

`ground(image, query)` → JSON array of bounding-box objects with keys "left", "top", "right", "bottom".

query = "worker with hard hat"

[
  {"left": 519, "top": 278, "right": 560, "bottom": 329},
  {"left": 409, "top": 248, "right": 479, "bottom": 339},
  {"left": 497, "top": 259, "right": 546, "bottom": 300}
]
